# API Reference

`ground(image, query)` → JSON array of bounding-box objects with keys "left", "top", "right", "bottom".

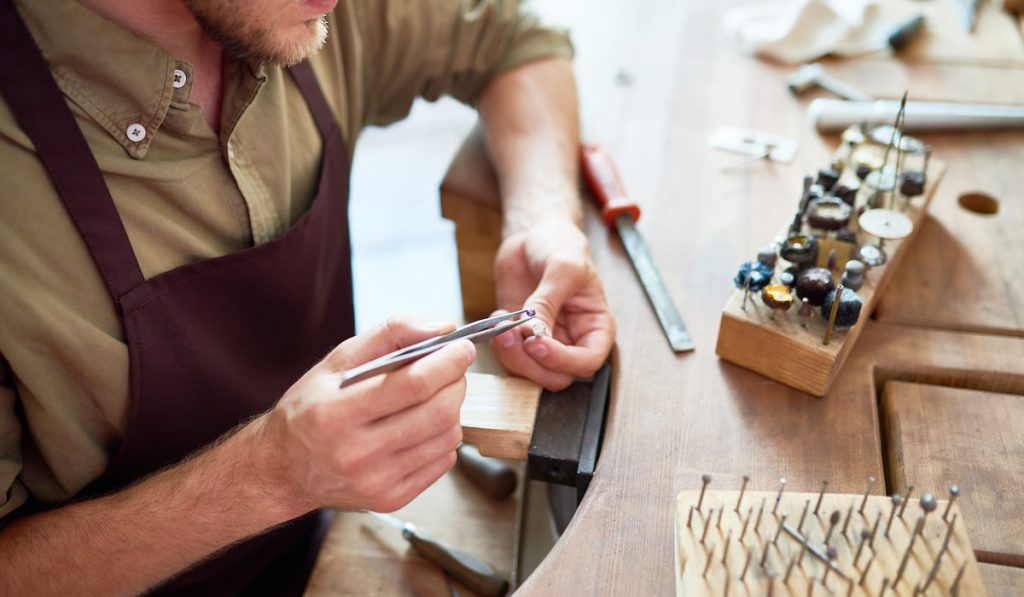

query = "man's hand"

[
  {"left": 491, "top": 220, "right": 615, "bottom": 391},
  {"left": 262, "top": 318, "right": 476, "bottom": 514}
]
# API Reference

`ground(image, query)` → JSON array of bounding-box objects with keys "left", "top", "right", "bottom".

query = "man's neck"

[{"left": 76, "top": 0, "right": 225, "bottom": 132}]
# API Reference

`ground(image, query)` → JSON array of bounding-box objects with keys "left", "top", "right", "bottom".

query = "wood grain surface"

[
  {"left": 305, "top": 462, "right": 519, "bottom": 596},
  {"left": 460, "top": 373, "right": 541, "bottom": 460},
  {"left": 978, "top": 562, "right": 1024, "bottom": 597},
  {"left": 882, "top": 382, "right": 1024, "bottom": 568},
  {"left": 312, "top": 0, "right": 1024, "bottom": 593}
]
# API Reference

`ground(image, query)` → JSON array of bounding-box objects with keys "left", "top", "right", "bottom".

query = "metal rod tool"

[{"left": 580, "top": 144, "right": 695, "bottom": 352}]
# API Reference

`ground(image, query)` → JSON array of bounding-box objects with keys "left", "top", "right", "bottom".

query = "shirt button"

[
  {"left": 173, "top": 69, "right": 187, "bottom": 89},
  {"left": 126, "top": 123, "right": 147, "bottom": 143}
]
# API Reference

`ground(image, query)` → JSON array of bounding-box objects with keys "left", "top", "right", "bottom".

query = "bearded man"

[{"left": 0, "top": 0, "right": 614, "bottom": 593}]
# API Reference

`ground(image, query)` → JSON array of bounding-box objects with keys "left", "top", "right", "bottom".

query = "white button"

[
  {"left": 172, "top": 69, "right": 187, "bottom": 89},
  {"left": 126, "top": 123, "right": 147, "bottom": 143}
]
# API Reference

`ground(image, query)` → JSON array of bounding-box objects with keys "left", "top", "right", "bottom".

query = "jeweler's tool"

[
  {"left": 369, "top": 512, "right": 510, "bottom": 597},
  {"left": 340, "top": 309, "right": 535, "bottom": 388},
  {"left": 581, "top": 144, "right": 695, "bottom": 352}
]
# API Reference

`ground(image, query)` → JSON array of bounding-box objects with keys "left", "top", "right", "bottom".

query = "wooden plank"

[
  {"left": 305, "top": 464, "right": 518, "bottom": 596},
  {"left": 440, "top": 127, "right": 502, "bottom": 321},
  {"left": 882, "top": 382, "right": 1024, "bottom": 567},
  {"left": 978, "top": 562, "right": 1024, "bottom": 597},
  {"left": 675, "top": 490, "right": 985, "bottom": 596},
  {"left": 460, "top": 373, "right": 541, "bottom": 461}
]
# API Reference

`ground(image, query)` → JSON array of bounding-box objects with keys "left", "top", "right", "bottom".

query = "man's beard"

[{"left": 183, "top": 0, "right": 329, "bottom": 66}]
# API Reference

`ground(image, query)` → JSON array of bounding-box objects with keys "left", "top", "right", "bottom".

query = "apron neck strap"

[{"left": 0, "top": 0, "right": 145, "bottom": 303}]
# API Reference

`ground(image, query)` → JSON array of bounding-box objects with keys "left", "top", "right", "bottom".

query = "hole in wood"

[{"left": 958, "top": 192, "right": 999, "bottom": 215}]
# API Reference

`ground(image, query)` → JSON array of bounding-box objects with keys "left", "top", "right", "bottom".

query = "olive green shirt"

[{"left": 0, "top": 0, "right": 571, "bottom": 520}]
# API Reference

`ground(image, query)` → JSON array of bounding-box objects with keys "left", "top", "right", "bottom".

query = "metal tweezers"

[{"left": 339, "top": 308, "right": 537, "bottom": 388}]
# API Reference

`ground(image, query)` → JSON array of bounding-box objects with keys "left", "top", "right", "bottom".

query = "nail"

[
  {"left": 943, "top": 485, "right": 961, "bottom": 522},
  {"left": 814, "top": 480, "right": 828, "bottom": 515},
  {"left": 885, "top": 494, "right": 902, "bottom": 539},
  {"left": 798, "top": 499, "right": 810, "bottom": 534},
  {"left": 736, "top": 475, "right": 750, "bottom": 512},
  {"left": 860, "top": 476, "right": 876, "bottom": 514},
  {"left": 525, "top": 337, "right": 549, "bottom": 358},
  {"left": 498, "top": 331, "right": 516, "bottom": 348},
  {"left": 697, "top": 474, "right": 712, "bottom": 512},
  {"left": 899, "top": 485, "right": 914, "bottom": 518},
  {"left": 773, "top": 477, "right": 787, "bottom": 515}
]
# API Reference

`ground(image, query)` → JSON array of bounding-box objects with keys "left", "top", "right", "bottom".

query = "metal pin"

[
  {"left": 943, "top": 485, "right": 960, "bottom": 522},
  {"left": 879, "top": 577, "right": 889, "bottom": 596},
  {"left": 846, "top": 577, "right": 854, "bottom": 597},
  {"left": 894, "top": 513, "right": 925, "bottom": 585},
  {"left": 922, "top": 513, "right": 958, "bottom": 592},
  {"left": 898, "top": 485, "right": 914, "bottom": 518},
  {"left": 823, "top": 285, "right": 844, "bottom": 345},
  {"left": 773, "top": 514, "right": 789, "bottom": 545},
  {"left": 797, "top": 538, "right": 808, "bottom": 570},
  {"left": 702, "top": 543, "right": 715, "bottom": 578},
  {"left": 740, "top": 548, "right": 753, "bottom": 582},
  {"left": 687, "top": 505, "right": 695, "bottom": 528},
  {"left": 722, "top": 530, "right": 732, "bottom": 564},
  {"left": 885, "top": 494, "right": 902, "bottom": 538},
  {"left": 784, "top": 556, "right": 797, "bottom": 583},
  {"left": 859, "top": 476, "right": 876, "bottom": 514},
  {"left": 854, "top": 528, "right": 870, "bottom": 566},
  {"left": 951, "top": 561, "right": 966, "bottom": 596},
  {"left": 869, "top": 510, "right": 882, "bottom": 548},
  {"left": 920, "top": 493, "right": 938, "bottom": 522},
  {"left": 859, "top": 552, "right": 875, "bottom": 585},
  {"left": 841, "top": 503, "right": 854, "bottom": 536},
  {"left": 724, "top": 575, "right": 731, "bottom": 596},
  {"left": 824, "top": 510, "right": 841, "bottom": 545},
  {"left": 808, "top": 577, "right": 814, "bottom": 597},
  {"left": 736, "top": 475, "right": 750, "bottom": 512},
  {"left": 773, "top": 477, "right": 787, "bottom": 515},
  {"left": 755, "top": 498, "right": 767, "bottom": 534},
  {"left": 814, "top": 480, "right": 828, "bottom": 515},
  {"left": 797, "top": 499, "right": 810, "bottom": 533},
  {"left": 761, "top": 541, "right": 772, "bottom": 568},
  {"left": 822, "top": 547, "right": 838, "bottom": 585},
  {"left": 740, "top": 506, "right": 752, "bottom": 544},
  {"left": 717, "top": 505, "right": 725, "bottom": 530},
  {"left": 697, "top": 474, "right": 712, "bottom": 512},
  {"left": 700, "top": 514, "right": 712, "bottom": 544}
]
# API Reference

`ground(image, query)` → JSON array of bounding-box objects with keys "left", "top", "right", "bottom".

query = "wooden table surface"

[
  {"left": 308, "top": 0, "right": 1024, "bottom": 594},
  {"left": 443, "top": 1, "right": 1024, "bottom": 594}
]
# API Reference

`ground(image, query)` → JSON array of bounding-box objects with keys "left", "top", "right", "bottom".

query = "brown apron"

[{"left": 0, "top": 0, "right": 354, "bottom": 593}]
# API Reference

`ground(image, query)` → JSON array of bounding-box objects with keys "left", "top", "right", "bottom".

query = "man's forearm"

[
  {"left": 479, "top": 57, "right": 581, "bottom": 237},
  {"left": 0, "top": 416, "right": 305, "bottom": 595}
]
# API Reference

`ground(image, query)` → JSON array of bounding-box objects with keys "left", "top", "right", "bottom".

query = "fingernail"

[
  {"left": 498, "top": 331, "right": 516, "bottom": 348},
  {"left": 525, "top": 337, "right": 549, "bottom": 358},
  {"left": 425, "top": 321, "right": 457, "bottom": 334}
]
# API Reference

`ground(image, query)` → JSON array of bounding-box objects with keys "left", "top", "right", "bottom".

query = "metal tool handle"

[
  {"left": 580, "top": 144, "right": 641, "bottom": 228},
  {"left": 407, "top": 530, "right": 510, "bottom": 597},
  {"left": 456, "top": 444, "right": 518, "bottom": 500}
]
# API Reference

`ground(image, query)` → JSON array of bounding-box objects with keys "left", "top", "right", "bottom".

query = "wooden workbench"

[{"left": 310, "top": 0, "right": 1024, "bottom": 594}]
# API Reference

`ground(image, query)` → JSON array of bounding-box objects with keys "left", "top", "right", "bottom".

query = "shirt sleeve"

[
  {"left": 0, "top": 359, "right": 28, "bottom": 524},
  {"left": 353, "top": 0, "right": 574, "bottom": 126}
]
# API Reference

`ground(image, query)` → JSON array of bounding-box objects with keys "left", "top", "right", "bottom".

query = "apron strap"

[
  {"left": 0, "top": 0, "right": 145, "bottom": 304},
  {"left": 288, "top": 62, "right": 342, "bottom": 144}
]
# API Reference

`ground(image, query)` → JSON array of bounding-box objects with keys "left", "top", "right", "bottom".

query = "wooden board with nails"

[{"left": 675, "top": 490, "right": 985, "bottom": 596}]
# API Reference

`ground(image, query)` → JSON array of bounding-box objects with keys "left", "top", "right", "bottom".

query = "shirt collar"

[{"left": 16, "top": 0, "right": 265, "bottom": 160}]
